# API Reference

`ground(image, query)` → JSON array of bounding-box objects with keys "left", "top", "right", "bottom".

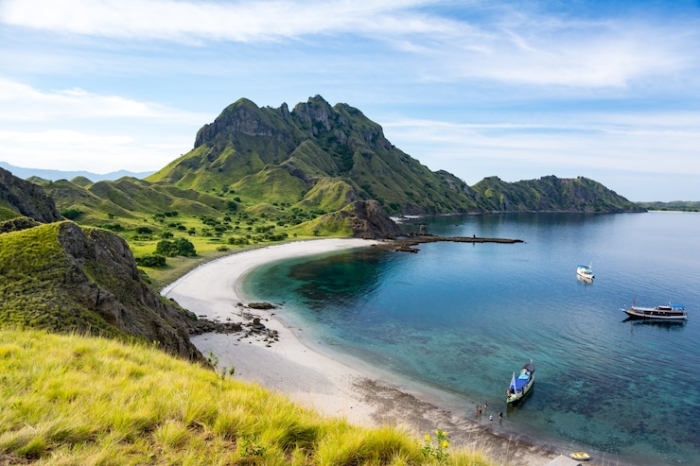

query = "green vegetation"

[
  {"left": 0, "top": 329, "right": 495, "bottom": 465},
  {"left": 0, "top": 222, "right": 125, "bottom": 339},
  {"left": 637, "top": 201, "right": 700, "bottom": 212}
]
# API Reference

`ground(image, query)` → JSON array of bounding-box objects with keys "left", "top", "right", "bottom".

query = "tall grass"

[{"left": 0, "top": 329, "right": 497, "bottom": 465}]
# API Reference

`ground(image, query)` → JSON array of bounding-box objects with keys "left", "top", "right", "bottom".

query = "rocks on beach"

[{"left": 191, "top": 302, "right": 280, "bottom": 346}]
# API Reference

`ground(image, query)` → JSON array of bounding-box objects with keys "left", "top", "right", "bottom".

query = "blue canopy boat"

[{"left": 507, "top": 360, "right": 535, "bottom": 404}]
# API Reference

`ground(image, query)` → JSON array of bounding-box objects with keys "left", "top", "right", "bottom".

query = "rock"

[
  {"left": 248, "top": 302, "right": 277, "bottom": 310},
  {"left": 0, "top": 167, "right": 62, "bottom": 224}
]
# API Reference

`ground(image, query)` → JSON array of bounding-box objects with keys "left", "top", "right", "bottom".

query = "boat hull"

[
  {"left": 507, "top": 361, "right": 536, "bottom": 404},
  {"left": 623, "top": 307, "right": 688, "bottom": 321},
  {"left": 507, "top": 376, "right": 535, "bottom": 403}
]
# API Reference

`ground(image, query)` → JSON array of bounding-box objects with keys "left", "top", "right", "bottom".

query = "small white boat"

[
  {"left": 576, "top": 264, "right": 594, "bottom": 280},
  {"left": 623, "top": 300, "right": 688, "bottom": 321},
  {"left": 506, "top": 360, "right": 535, "bottom": 404}
]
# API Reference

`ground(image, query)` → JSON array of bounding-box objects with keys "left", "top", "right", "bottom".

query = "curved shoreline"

[{"left": 162, "top": 239, "right": 579, "bottom": 466}]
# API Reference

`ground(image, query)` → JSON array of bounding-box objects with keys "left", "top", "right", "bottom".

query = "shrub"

[
  {"left": 155, "top": 238, "right": 196, "bottom": 257},
  {"left": 135, "top": 255, "right": 166, "bottom": 268},
  {"left": 61, "top": 209, "right": 82, "bottom": 220}
]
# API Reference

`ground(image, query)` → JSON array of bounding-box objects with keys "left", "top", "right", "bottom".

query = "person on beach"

[
  {"left": 484, "top": 400, "right": 488, "bottom": 409},
  {"left": 476, "top": 405, "right": 482, "bottom": 415},
  {"left": 489, "top": 414, "right": 493, "bottom": 422}
]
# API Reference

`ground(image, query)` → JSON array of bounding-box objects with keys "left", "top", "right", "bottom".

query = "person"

[
  {"left": 489, "top": 414, "right": 493, "bottom": 422},
  {"left": 476, "top": 405, "right": 482, "bottom": 415},
  {"left": 484, "top": 400, "right": 488, "bottom": 409},
  {"left": 499, "top": 412, "right": 503, "bottom": 419}
]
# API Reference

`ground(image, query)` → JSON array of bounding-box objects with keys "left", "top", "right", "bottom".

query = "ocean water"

[{"left": 243, "top": 212, "right": 700, "bottom": 465}]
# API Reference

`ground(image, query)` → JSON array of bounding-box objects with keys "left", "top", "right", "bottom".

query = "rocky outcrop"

[
  {"left": 346, "top": 200, "right": 404, "bottom": 239},
  {"left": 0, "top": 167, "right": 62, "bottom": 223},
  {"left": 0, "top": 217, "right": 41, "bottom": 234},
  {"left": 55, "top": 222, "right": 206, "bottom": 363}
]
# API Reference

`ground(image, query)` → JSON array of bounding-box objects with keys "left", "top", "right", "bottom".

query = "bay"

[{"left": 244, "top": 212, "right": 700, "bottom": 465}]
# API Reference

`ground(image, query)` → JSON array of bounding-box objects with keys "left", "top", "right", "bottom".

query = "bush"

[
  {"left": 155, "top": 238, "right": 196, "bottom": 257},
  {"left": 135, "top": 255, "right": 166, "bottom": 267},
  {"left": 61, "top": 209, "right": 82, "bottom": 220}
]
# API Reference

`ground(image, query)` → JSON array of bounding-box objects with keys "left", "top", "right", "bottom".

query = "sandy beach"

[{"left": 162, "top": 239, "right": 581, "bottom": 466}]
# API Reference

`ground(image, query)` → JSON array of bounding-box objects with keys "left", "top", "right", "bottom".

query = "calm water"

[{"left": 244, "top": 212, "right": 700, "bottom": 465}]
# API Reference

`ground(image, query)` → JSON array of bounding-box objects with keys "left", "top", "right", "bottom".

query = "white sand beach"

[{"left": 162, "top": 239, "right": 579, "bottom": 466}]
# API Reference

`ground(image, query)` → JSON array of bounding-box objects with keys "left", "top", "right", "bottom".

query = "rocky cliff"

[
  {"left": 0, "top": 166, "right": 62, "bottom": 223},
  {"left": 0, "top": 221, "right": 206, "bottom": 363}
]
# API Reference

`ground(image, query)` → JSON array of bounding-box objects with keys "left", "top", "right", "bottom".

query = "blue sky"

[{"left": 1, "top": 0, "right": 700, "bottom": 202}]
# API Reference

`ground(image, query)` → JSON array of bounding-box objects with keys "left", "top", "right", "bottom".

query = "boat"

[
  {"left": 570, "top": 451, "right": 591, "bottom": 461},
  {"left": 576, "top": 264, "right": 594, "bottom": 280},
  {"left": 623, "top": 300, "right": 688, "bottom": 321},
  {"left": 506, "top": 360, "right": 535, "bottom": 404}
]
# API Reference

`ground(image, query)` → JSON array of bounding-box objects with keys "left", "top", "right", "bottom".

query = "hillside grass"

[
  {"left": 0, "top": 223, "right": 129, "bottom": 339},
  {"left": 0, "top": 328, "right": 496, "bottom": 466}
]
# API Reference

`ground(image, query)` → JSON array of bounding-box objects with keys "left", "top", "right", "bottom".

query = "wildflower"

[{"left": 441, "top": 440, "right": 449, "bottom": 449}]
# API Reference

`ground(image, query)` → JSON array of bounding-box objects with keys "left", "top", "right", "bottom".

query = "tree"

[{"left": 155, "top": 238, "right": 196, "bottom": 257}]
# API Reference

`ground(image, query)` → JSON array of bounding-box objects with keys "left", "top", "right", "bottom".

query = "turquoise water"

[{"left": 244, "top": 212, "right": 700, "bottom": 465}]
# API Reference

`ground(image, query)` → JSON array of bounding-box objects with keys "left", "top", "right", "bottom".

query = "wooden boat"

[
  {"left": 576, "top": 264, "right": 594, "bottom": 280},
  {"left": 623, "top": 300, "right": 687, "bottom": 321},
  {"left": 506, "top": 360, "right": 535, "bottom": 404}
]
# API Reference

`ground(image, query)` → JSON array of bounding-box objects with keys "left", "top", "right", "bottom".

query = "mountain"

[
  {"left": 0, "top": 161, "right": 154, "bottom": 183},
  {"left": 148, "top": 96, "right": 477, "bottom": 215},
  {"left": 148, "top": 96, "right": 641, "bottom": 215},
  {"left": 471, "top": 175, "right": 643, "bottom": 213}
]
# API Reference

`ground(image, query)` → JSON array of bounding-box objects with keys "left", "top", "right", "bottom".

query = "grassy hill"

[
  {"left": 0, "top": 221, "right": 205, "bottom": 361},
  {"left": 471, "top": 175, "right": 642, "bottom": 213},
  {"left": 147, "top": 96, "right": 480, "bottom": 215},
  {"left": 0, "top": 329, "right": 495, "bottom": 465}
]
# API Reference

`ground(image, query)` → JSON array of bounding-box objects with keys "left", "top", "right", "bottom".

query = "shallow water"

[{"left": 244, "top": 212, "right": 700, "bottom": 465}]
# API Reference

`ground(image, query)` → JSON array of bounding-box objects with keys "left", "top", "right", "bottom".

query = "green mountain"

[
  {"left": 148, "top": 96, "right": 478, "bottom": 215},
  {"left": 147, "top": 96, "right": 641, "bottom": 215},
  {"left": 471, "top": 175, "right": 642, "bottom": 213}
]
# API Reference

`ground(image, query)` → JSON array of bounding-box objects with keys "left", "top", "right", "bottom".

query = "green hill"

[
  {"left": 0, "top": 221, "right": 204, "bottom": 362},
  {"left": 471, "top": 175, "right": 643, "bottom": 213},
  {"left": 147, "top": 96, "right": 642, "bottom": 216},
  {"left": 148, "top": 96, "right": 479, "bottom": 215}
]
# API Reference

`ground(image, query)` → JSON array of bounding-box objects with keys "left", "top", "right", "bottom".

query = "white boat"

[
  {"left": 623, "top": 300, "right": 688, "bottom": 321},
  {"left": 506, "top": 360, "right": 535, "bottom": 404},
  {"left": 576, "top": 264, "right": 594, "bottom": 280}
]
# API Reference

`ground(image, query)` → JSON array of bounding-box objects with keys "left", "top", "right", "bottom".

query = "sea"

[{"left": 242, "top": 211, "right": 700, "bottom": 465}]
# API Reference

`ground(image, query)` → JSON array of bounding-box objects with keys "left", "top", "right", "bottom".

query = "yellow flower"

[
  {"left": 441, "top": 440, "right": 449, "bottom": 449},
  {"left": 424, "top": 434, "right": 431, "bottom": 442}
]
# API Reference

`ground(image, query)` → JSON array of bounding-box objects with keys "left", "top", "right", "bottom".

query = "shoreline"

[{"left": 162, "top": 239, "right": 582, "bottom": 466}]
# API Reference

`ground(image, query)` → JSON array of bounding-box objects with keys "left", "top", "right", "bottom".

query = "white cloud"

[
  {"left": 0, "top": 79, "right": 207, "bottom": 122},
  {"left": 3, "top": 1, "right": 696, "bottom": 89},
  {"left": 0, "top": 0, "right": 441, "bottom": 42},
  {"left": 0, "top": 129, "right": 189, "bottom": 173},
  {"left": 382, "top": 112, "right": 700, "bottom": 178}
]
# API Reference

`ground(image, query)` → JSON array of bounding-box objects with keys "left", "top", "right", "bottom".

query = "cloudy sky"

[{"left": 1, "top": 0, "right": 700, "bottom": 201}]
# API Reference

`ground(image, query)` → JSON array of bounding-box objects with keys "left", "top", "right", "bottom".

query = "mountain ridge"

[{"left": 149, "top": 95, "right": 642, "bottom": 215}]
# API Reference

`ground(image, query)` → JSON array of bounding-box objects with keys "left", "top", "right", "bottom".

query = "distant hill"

[
  {"left": 0, "top": 161, "right": 154, "bottom": 183},
  {"left": 148, "top": 95, "right": 642, "bottom": 215},
  {"left": 0, "top": 166, "right": 62, "bottom": 223},
  {"left": 636, "top": 201, "right": 700, "bottom": 212}
]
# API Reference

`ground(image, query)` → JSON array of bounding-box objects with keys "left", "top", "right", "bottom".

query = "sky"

[{"left": 1, "top": 1, "right": 700, "bottom": 202}]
